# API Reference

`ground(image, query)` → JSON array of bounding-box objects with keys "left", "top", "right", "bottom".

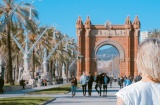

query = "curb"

[{"left": 39, "top": 98, "right": 56, "bottom": 105}]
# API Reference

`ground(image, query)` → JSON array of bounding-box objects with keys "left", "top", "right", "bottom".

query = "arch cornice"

[{"left": 94, "top": 39, "right": 125, "bottom": 59}]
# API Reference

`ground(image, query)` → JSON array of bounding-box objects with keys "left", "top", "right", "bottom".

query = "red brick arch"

[
  {"left": 94, "top": 39, "right": 125, "bottom": 59},
  {"left": 76, "top": 16, "right": 140, "bottom": 79}
]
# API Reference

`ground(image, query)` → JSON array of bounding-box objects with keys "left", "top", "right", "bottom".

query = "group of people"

[
  {"left": 70, "top": 71, "right": 111, "bottom": 97},
  {"left": 70, "top": 39, "right": 160, "bottom": 105},
  {"left": 117, "top": 74, "right": 142, "bottom": 89}
]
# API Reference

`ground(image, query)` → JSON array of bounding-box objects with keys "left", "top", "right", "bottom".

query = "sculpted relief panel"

[{"left": 91, "top": 30, "right": 126, "bottom": 36}]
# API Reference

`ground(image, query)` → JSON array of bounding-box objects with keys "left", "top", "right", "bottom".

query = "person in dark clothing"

[
  {"left": 20, "top": 79, "right": 26, "bottom": 89},
  {"left": 96, "top": 73, "right": 103, "bottom": 96},
  {"left": 134, "top": 74, "right": 142, "bottom": 82},
  {"left": 0, "top": 76, "right": 4, "bottom": 94},
  {"left": 102, "top": 73, "right": 110, "bottom": 97},
  {"left": 118, "top": 76, "right": 124, "bottom": 89},
  {"left": 94, "top": 72, "right": 99, "bottom": 94},
  {"left": 87, "top": 72, "right": 94, "bottom": 96}
]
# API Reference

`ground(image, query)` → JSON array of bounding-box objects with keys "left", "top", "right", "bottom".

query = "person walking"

[
  {"left": 96, "top": 73, "right": 103, "bottom": 96},
  {"left": 116, "top": 39, "right": 160, "bottom": 105},
  {"left": 109, "top": 75, "right": 113, "bottom": 88},
  {"left": 20, "top": 79, "right": 26, "bottom": 89},
  {"left": 124, "top": 76, "right": 132, "bottom": 86},
  {"left": 102, "top": 73, "right": 110, "bottom": 97},
  {"left": 70, "top": 75, "right": 77, "bottom": 97},
  {"left": 134, "top": 73, "right": 142, "bottom": 82},
  {"left": 80, "top": 71, "right": 88, "bottom": 96},
  {"left": 0, "top": 76, "right": 4, "bottom": 94},
  {"left": 118, "top": 76, "right": 124, "bottom": 89},
  {"left": 87, "top": 72, "right": 94, "bottom": 97},
  {"left": 94, "top": 72, "right": 99, "bottom": 94}
]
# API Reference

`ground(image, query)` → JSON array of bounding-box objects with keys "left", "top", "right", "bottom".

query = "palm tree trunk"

[
  {"left": 6, "top": 20, "right": 13, "bottom": 84},
  {"left": 32, "top": 50, "right": 35, "bottom": 79},
  {"left": 50, "top": 60, "right": 53, "bottom": 79},
  {"left": 66, "top": 62, "right": 69, "bottom": 82},
  {"left": 16, "top": 54, "right": 19, "bottom": 82}
]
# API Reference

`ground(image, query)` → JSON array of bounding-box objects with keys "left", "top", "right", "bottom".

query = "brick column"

[
  {"left": 125, "top": 29, "right": 131, "bottom": 77},
  {"left": 76, "top": 29, "right": 82, "bottom": 79},
  {"left": 134, "top": 29, "right": 139, "bottom": 76},
  {"left": 85, "top": 29, "right": 91, "bottom": 74}
]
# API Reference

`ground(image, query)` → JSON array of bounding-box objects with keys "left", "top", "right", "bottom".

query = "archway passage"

[
  {"left": 76, "top": 16, "right": 140, "bottom": 79},
  {"left": 96, "top": 45, "right": 120, "bottom": 77}
]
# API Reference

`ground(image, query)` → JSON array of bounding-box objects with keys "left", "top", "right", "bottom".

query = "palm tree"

[
  {"left": 148, "top": 29, "right": 160, "bottom": 38},
  {"left": 29, "top": 26, "right": 54, "bottom": 78},
  {"left": 0, "top": 0, "right": 38, "bottom": 83}
]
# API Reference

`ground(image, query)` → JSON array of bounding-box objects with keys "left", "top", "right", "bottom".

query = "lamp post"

[
  {"left": 41, "top": 34, "right": 67, "bottom": 85},
  {"left": 112, "top": 54, "right": 114, "bottom": 76},
  {"left": 11, "top": 27, "right": 50, "bottom": 84}
]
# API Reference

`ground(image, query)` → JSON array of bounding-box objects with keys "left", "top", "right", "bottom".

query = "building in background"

[{"left": 140, "top": 31, "right": 151, "bottom": 42}]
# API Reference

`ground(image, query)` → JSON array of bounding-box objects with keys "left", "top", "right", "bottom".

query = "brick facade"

[{"left": 76, "top": 16, "right": 140, "bottom": 79}]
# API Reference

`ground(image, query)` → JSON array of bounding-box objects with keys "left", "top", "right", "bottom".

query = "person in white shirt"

[
  {"left": 116, "top": 38, "right": 160, "bottom": 105},
  {"left": 80, "top": 71, "right": 88, "bottom": 96}
]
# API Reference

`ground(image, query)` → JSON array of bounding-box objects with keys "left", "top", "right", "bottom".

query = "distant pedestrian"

[
  {"left": 102, "top": 73, "right": 110, "bottom": 97},
  {"left": 0, "top": 76, "right": 4, "bottom": 94},
  {"left": 109, "top": 76, "right": 113, "bottom": 88},
  {"left": 134, "top": 73, "right": 142, "bottom": 82},
  {"left": 20, "top": 79, "right": 26, "bottom": 89},
  {"left": 124, "top": 76, "right": 132, "bottom": 86},
  {"left": 70, "top": 75, "right": 77, "bottom": 97},
  {"left": 123, "top": 75, "right": 127, "bottom": 87},
  {"left": 80, "top": 71, "right": 88, "bottom": 96},
  {"left": 87, "top": 72, "right": 94, "bottom": 96},
  {"left": 118, "top": 76, "right": 124, "bottom": 89},
  {"left": 43, "top": 79, "right": 47, "bottom": 86}
]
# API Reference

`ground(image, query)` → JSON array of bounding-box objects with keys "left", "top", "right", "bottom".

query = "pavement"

[
  {"left": 0, "top": 82, "right": 120, "bottom": 105},
  {"left": 47, "top": 82, "right": 119, "bottom": 105}
]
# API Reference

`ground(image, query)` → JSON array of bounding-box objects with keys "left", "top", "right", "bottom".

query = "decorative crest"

[{"left": 104, "top": 20, "right": 112, "bottom": 29}]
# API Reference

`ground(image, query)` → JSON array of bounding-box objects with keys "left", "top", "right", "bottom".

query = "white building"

[{"left": 140, "top": 31, "right": 151, "bottom": 42}]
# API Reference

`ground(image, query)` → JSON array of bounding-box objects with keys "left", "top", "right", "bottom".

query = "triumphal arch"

[{"left": 76, "top": 16, "right": 140, "bottom": 79}]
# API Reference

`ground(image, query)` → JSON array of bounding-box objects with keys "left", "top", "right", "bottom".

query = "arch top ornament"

[
  {"left": 76, "top": 16, "right": 83, "bottom": 29},
  {"left": 94, "top": 39, "right": 125, "bottom": 60}
]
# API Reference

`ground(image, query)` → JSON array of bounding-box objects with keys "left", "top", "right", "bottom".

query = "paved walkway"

[
  {"left": 47, "top": 82, "right": 119, "bottom": 105},
  {"left": 0, "top": 83, "right": 68, "bottom": 98},
  {"left": 0, "top": 82, "right": 120, "bottom": 105}
]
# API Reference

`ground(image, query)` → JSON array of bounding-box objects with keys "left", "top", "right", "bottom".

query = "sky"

[
  {"left": 2, "top": 0, "right": 160, "bottom": 42},
  {"left": 31, "top": 0, "right": 160, "bottom": 42}
]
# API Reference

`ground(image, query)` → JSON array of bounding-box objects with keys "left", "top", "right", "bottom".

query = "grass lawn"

[
  {"left": 4, "top": 83, "right": 20, "bottom": 87},
  {"left": 0, "top": 97, "right": 52, "bottom": 105},
  {"left": 28, "top": 84, "right": 71, "bottom": 94},
  {"left": 28, "top": 84, "right": 81, "bottom": 95}
]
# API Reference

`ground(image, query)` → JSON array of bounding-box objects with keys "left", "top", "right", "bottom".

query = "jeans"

[
  {"left": 82, "top": 85, "right": 86, "bottom": 95},
  {"left": 103, "top": 85, "right": 108, "bottom": 96},
  {"left": 88, "top": 83, "right": 92, "bottom": 96},
  {"left": 71, "top": 86, "right": 76, "bottom": 95}
]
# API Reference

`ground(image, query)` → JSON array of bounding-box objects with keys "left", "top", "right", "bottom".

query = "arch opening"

[{"left": 96, "top": 45, "right": 120, "bottom": 77}]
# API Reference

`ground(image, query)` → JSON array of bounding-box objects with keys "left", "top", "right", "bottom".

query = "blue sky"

[
  {"left": 32, "top": 0, "right": 160, "bottom": 42},
  {"left": 3, "top": 0, "right": 160, "bottom": 42}
]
